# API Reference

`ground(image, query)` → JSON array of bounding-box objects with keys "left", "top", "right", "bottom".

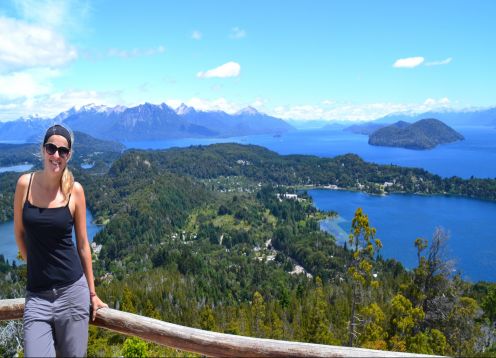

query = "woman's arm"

[
  {"left": 13, "top": 174, "right": 29, "bottom": 261},
  {"left": 73, "top": 181, "right": 108, "bottom": 320}
]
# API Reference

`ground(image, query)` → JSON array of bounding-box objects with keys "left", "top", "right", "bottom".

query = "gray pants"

[{"left": 23, "top": 275, "right": 90, "bottom": 357}]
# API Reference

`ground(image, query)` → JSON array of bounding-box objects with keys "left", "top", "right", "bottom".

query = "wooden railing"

[{"left": 0, "top": 298, "right": 439, "bottom": 357}]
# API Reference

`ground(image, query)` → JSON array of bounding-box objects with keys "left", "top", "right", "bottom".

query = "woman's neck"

[{"left": 39, "top": 168, "right": 63, "bottom": 191}]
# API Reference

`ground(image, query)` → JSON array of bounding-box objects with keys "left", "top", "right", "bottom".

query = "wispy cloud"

[
  {"left": 106, "top": 46, "right": 165, "bottom": 59},
  {"left": 0, "top": 89, "right": 123, "bottom": 121},
  {"left": 197, "top": 61, "right": 241, "bottom": 78},
  {"left": 425, "top": 57, "right": 452, "bottom": 66},
  {"left": 11, "top": 0, "right": 90, "bottom": 33},
  {"left": 0, "top": 16, "right": 77, "bottom": 71},
  {"left": 0, "top": 0, "right": 89, "bottom": 119},
  {"left": 251, "top": 98, "right": 267, "bottom": 107},
  {"left": 423, "top": 97, "right": 450, "bottom": 106},
  {"left": 163, "top": 96, "right": 455, "bottom": 122},
  {"left": 191, "top": 30, "right": 202, "bottom": 40},
  {"left": 393, "top": 56, "right": 425, "bottom": 68},
  {"left": 229, "top": 27, "right": 246, "bottom": 39},
  {"left": 0, "top": 68, "right": 59, "bottom": 99},
  {"left": 80, "top": 46, "right": 166, "bottom": 61},
  {"left": 270, "top": 97, "right": 454, "bottom": 121}
]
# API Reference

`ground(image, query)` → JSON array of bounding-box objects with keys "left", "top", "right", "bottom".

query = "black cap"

[{"left": 43, "top": 125, "right": 72, "bottom": 149}]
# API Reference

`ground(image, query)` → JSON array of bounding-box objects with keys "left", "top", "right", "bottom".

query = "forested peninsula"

[{"left": 1, "top": 143, "right": 496, "bottom": 356}]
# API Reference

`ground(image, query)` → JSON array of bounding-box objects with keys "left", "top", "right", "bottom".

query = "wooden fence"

[{"left": 0, "top": 298, "right": 439, "bottom": 357}]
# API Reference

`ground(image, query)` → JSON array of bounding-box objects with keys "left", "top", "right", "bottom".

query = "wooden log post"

[
  {"left": 0, "top": 298, "right": 24, "bottom": 321},
  {"left": 0, "top": 298, "right": 440, "bottom": 357}
]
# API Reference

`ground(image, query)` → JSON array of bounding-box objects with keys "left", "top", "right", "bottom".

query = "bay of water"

[
  {"left": 0, "top": 164, "right": 33, "bottom": 173},
  {"left": 309, "top": 189, "right": 496, "bottom": 282},
  {"left": 124, "top": 126, "right": 496, "bottom": 179},
  {"left": 3, "top": 127, "right": 492, "bottom": 280},
  {"left": 0, "top": 210, "right": 102, "bottom": 265}
]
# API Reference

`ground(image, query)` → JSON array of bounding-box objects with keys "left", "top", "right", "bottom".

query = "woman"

[{"left": 13, "top": 124, "right": 107, "bottom": 357}]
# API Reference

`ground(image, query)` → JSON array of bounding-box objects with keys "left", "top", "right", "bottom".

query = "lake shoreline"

[{"left": 307, "top": 188, "right": 496, "bottom": 283}]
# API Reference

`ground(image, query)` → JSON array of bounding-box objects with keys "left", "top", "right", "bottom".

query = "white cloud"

[
  {"left": 139, "top": 96, "right": 457, "bottom": 122},
  {"left": 197, "top": 61, "right": 241, "bottom": 78},
  {"left": 425, "top": 57, "right": 452, "bottom": 66},
  {"left": 322, "top": 99, "right": 335, "bottom": 105},
  {"left": 251, "top": 98, "right": 267, "bottom": 107},
  {"left": 0, "top": 89, "right": 123, "bottom": 121},
  {"left": 0, "top": 68, "right": 59, "bottom": 99},
  {"left": 0, "top": 16, "right": 77, "bottom": 71},
  {"left": 229, "top": 27, "right": 246, "bottom": 39},
  {"left": 0, "top": 103, "right": 18, "bottom": 110},
  {"left": 269, "top": 97, "right": 455, "bottom": 121},
  {"left": 423, "top": 97, "right": 450, "bottom": 106},
  {"left": 393, "top": 56, "right": 425, "bottom": 68},
  {"left": 186, "top": 97, "right": 241, "bottom": 113},
  {"left": 11, "top": 0, "right": 90, "bottom": 33},
  {"left": 191, "top": 30, "right": 202, "bottom": 40}
]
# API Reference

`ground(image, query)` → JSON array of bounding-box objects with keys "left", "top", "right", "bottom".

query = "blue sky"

[{"left": 0, "top": 0, "right": 495, "bottom": 121}]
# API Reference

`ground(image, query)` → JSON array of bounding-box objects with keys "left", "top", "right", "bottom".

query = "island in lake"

[{"left": 368, "top": 118, "right": 464, "bottom": 150}]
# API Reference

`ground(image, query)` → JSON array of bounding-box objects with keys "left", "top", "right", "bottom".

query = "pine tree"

[
  {"left": 200, "top": 306, "right": 217, "bottom": 331},
  {"left": 347, "top": 208, "right": 382, "bottom": 347},
  {"left": 388, "top": 294, "right": 424, "bottom": 352},
  {"left": 358, "top": 303, "right": 387, "bottom": 350},
  {"left": 121, "top": 286, "right": 137, "bottom": 314},
  {"left": 251, "top": 291, "right": 268, "bottom": 337},
  {"left": 307, "top": 277, "right": 336, "bottom": 345}
]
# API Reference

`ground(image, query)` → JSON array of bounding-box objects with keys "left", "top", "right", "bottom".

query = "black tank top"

[{"left": 22, "top": 173, "right": 83, "bottom": 292}]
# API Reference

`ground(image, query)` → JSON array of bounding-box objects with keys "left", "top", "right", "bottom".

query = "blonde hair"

[{"left": 61, "top": 166, "right": 74, "bottom": 201}]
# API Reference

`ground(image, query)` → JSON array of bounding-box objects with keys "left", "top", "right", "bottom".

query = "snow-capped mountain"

[{"left": 0, "top": 103, "right": 294, "bottom": 142}]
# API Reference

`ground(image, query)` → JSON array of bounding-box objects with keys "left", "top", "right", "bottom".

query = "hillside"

[
  {"left": 76, "top": 145, "right": 496, "bottom": 355},
  {"left": 1, "top": 142, "right": 496, "bottom": 356},
  {"left": 368, "top": 118, "right": 464, "bottom": 149}
]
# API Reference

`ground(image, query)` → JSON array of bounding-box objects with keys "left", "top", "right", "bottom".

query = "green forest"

[{"left": 1, "top": 143, "right": 496, "bottom": 357}]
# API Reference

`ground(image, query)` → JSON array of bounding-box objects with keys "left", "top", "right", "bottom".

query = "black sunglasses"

[{"left": 44, "top": 143, "right": 71, "bottom": 158}]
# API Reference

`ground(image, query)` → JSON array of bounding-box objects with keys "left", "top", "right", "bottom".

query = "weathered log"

[
  {"left": 0, "top": 298, "right": 439, "bottom": 357},
  {"left": 0, "top": 298, "right": 24, "bottom": 321}
]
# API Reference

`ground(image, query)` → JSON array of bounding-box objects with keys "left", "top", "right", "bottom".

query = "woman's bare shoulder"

[
  {"left": 16, "top": 172, "right": 33, "bottom": 188},
  {"left": 72, "top": 181, "right": 86, "bottom": 197}
]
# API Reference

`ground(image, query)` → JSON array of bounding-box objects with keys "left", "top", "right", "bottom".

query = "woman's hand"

[{"left": 91, "top": 294, "right": 108, "bottom": 321}]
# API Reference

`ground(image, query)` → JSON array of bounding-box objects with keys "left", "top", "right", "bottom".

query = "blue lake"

[
  {"left": 2, "top": 126, "right": 494, "bottom": 281},
  {"left": 124, "top": 126, "right": 496, "bottom": 179},
  {"left": 0, "top": 210, "right": 102, "bottom": 266},
  {"left": 0, "top": 164, "right": 33, "bottom": 173},
  {"left": 309, "top": 189, "right": 496, "bottom": 282},
  {"left": 123, "top": 127, "right": 496, "bottom": 282}
]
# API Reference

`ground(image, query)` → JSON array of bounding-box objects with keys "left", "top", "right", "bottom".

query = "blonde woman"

[{"left": 13, "top": 124, "right": 107, "bottom": 357}]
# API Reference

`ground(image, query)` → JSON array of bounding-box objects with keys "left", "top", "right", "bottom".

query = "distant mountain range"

[
  {"left": 1, "top": 105, "right": 495, "bottom": 143},
  {"left": 373, "top": 107, "right": 496, "bottom": 127},
  {"left": 343, "top": 122, "right": 385, "bottom": 135},
  {"left": 344, "top": 107, "right": 496, "bottom": 136},
  {"left": 0, "top": 103, "right": 294, "bottom": 142},
  {"left": 368, "top": 118, "right": 464, "bottom": 150}
]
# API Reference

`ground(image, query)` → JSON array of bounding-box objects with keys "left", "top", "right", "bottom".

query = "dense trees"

[{"left": 1, "top": 143, "right": 495, "bottom": 356}]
